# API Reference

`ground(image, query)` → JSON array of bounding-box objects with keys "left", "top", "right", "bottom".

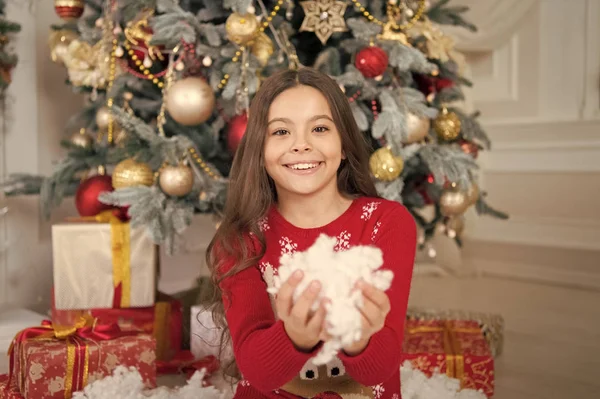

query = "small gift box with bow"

[
  {"left": 401, "top": 319, "right": 495, "bottom": 397},
  {"left": 52, "top": 211, "right": 156, "bottom": 310},
  {"left": 8, "top": 316, "right": 156, "bottom": 399}
]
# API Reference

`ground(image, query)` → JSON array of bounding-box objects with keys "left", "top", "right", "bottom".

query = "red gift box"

[
  {"left": 0, "top": 374, "right": 23, "bottom": 399},
  {"left": 8, "top": 318, "right": 156, "bottom": 399},
  {"left": 401, "top": 319, "right": 495, "bottom": 397},
  {"left": 52, "top": 292, "right": 182, "bottom": 361}
]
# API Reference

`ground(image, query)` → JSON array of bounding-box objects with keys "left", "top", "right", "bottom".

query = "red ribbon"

[{"left": 112, "top": 283, "right": 123, "bottom": 308}]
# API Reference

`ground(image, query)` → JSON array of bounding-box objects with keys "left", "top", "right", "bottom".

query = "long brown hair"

[{"left": 205, "top": 67, "right": 378, "bottom": 380}]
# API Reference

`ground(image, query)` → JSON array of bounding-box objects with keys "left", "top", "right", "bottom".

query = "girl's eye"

[
  {"left": 272, "top": 129, "right": 289, "bottom": 136},
  {"left": 313, "top": 126, "right": 330, "bottom": 133}
]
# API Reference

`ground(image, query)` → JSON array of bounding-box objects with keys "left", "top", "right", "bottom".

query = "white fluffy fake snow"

[
  {"left": 400, "top": 361, "right": 488, "bottom": 399},
  {"left": 72, "top": 367, "right": 226, "bottom": 399},
  {"left": 266, "top": 234, "right": 394, "bottom": 365}
]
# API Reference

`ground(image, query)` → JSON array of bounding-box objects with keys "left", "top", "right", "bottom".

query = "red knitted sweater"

[{"left": 220, "top": 196, "right": 416, "bottom": 399}]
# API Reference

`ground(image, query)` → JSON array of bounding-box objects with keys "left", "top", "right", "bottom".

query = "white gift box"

[
  {"left": 190, "top": 304, "right": 234, "bottom": 363},
  {"left": 52, "top": 222, "right": 156, "bottom": 310}
]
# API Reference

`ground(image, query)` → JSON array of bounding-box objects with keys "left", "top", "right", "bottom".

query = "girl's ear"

[{"left": 341, "top": 150, "right": 346, "bottom": 160}]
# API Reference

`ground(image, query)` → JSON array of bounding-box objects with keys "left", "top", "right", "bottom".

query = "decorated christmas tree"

[
  {"left": 0, "top": 0, "right": 21, "bottom": 92},
  {"left": 4, "top": 0, "right": 506, "bottom": 254}
]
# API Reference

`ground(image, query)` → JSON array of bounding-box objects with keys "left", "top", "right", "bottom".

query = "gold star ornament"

[{"left": 300, "top": 0, "right": 348, "bottom": 45}]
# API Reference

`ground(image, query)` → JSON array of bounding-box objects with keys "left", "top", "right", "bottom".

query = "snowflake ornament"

[{"left": 267, "top": 234, "right": 394, "bottom": 365}]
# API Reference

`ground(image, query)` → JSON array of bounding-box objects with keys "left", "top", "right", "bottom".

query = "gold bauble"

[
  {"left": 434, "top": 107, "right": 461, "bottom": 141},
  {"left": 465, "top": 183, "right": 480, "bottom": 205},
  {"left": 226, "top": 12, "right": 259, "bottom": 45},
  {"left": 369, "top": 147, "right": 404, "bottom": 182},
  {"left": 446, "top": 216, "right": 465, "bottom": 237},
  {"left": 251, "top": 32, "right": 274, "bottom": 66},
  {"left": 404, "top": 112, "right": 431, "bottom": 144},
  {"left": 439, "top": 185, "right": 468, "bottom": 216},
  {"left": 165, "top": 77, "right": 215, "bottom": 126},
  {"left": 159, "top": 164, "right": 194, "bottom": 197},
  {"left": 95, "top": 106, "right": 111, "bottom": 131},
  {"left": 112, "top": 159, "right": 154, "bottom": 189},
  {"left": 49, "top": 29, "right": 78, "bottom": 64},
  {"left": 70, "top": 129, "right": 94, "bottom": 149}
]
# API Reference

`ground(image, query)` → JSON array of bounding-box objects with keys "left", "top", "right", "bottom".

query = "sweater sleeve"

[
  {"left": 338, "top": 204, "right": 417, "bottom": 386},
  {"left": 220, "top": 255, "right": 319, "bottom": 392}
]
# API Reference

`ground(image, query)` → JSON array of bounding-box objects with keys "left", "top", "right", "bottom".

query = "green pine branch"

[
  {"left": 0, "top": 19, "right": 21, "bottom": 35},
  {"left": 476, "top": 192, "right": 509, "bottom": 220},
  {"left": 427, "top": 0, "right": 478, "bottom": 32}
]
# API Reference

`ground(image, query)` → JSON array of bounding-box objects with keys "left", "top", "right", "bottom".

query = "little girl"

[{"left": 207, "top": 67, "right": 416, "bottom": 399}]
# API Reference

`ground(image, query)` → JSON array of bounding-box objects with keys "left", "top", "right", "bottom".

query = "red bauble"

[
  {"left": 226, "top": 113, "right": 248, "bottom": 154},
  {"left": 355, "top": 46, "right": 388, "bottom": 78},
  {"left": 415, "top": 75, "right": 454, "bottom": 97},
  {"left": 459, "top": 139, "right": 479, "bottom": 158},
  {"left": 312, "top": 392, "right": 343, "bottom": 399},
  {"left": 75, "top": 175, "right": 115, "bottom": 217},
  {"left": 123, "top": 24, "right": 169, "bottom": 76},
  {"left": 54, "top": 0, "right": 84, "bottom": 21}
]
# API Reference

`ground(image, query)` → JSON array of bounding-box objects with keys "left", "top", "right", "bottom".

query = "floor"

[
  {"left": 2, "top": 275, "right": 600, "bottom": 398},
  {"left": 407, "top": 275, "right": 600, "bottom": 399}
]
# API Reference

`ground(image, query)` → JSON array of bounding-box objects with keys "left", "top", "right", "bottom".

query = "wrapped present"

[
  {"left": 407, "top": 306, "right": 505, "bottom": 357},
  {"left": 8, "top": 316, "right": 156, "bottom": 399},
  {"left": 190, "top": 305, "right": 233, "bottom": 365},
  {"left": 0, "top": 374, "right": 23, "bottom": 399},
  {"left": 52, "top": 212, "right": 156, "bottom": 310},
  {"left": 401, "top": 319, "right": 495, "bottom": 397},
  {"left": 51, "top": 292, "right": 182, "bottom": 361}
]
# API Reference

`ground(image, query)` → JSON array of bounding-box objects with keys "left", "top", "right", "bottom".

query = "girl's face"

[{"left": 264, "top": 85, "right": 344, "bottom": 200}]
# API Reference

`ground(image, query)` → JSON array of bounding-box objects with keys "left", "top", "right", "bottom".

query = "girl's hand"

[
  {"left": 275, "top": 270, "right": 327, "bottom": 352},
  {"left": 343, "top": 280, "right": 391, "bottom": 356}
]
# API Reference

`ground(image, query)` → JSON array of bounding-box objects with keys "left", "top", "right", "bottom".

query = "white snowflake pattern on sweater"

[
  {"left": 361, "top": 201, "right": 381, "bottom": 221},
  {"left": 259, "top": 261, "right": 274, "bottom": 275},
  {"left": 371, "top": 221, "right": 381, "bottom": 242},
  {"left": 372, "top": 383, "right": 385, "bottom": 399},
  {"left": 279, "top": 236, "right": 298, "bottom": 255},
  {"left": 392, "top": 394, "right": 400, "bottom": 399},
  {"left": 240, "top": 379, "right": 250, "bottom": 387},
  {"left": 259, "top": 262, "right": 278, "bottom": 295},
  {"left": 258, "top": 216, "right": 270, "bottom": 232},
  {"left": 334, "top": 230, "right": 351, "bottom": 251}
]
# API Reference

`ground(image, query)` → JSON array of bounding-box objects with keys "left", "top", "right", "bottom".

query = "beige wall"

[
  {"left": 1, "top": 0, "right": 599, "bottom": 309},
  {"left": 453, "top": 1, "right": 600, "bottom": 289},
  {"left": 1, "top": 1, "right": 83, "bottom": 310}
]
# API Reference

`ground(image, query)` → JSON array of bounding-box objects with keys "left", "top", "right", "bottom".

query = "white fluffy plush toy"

[{"left": 267, "top": 234, "right": 394, "bottom": 365}]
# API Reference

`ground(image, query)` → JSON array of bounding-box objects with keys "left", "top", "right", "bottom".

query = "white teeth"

[{"left": 289, "top": 163, "right": 319, "bottom": 170}]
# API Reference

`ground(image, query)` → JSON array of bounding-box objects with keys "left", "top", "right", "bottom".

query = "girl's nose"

[{"left": 291, "top": 134, "right": 312, "bottom": 153}]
